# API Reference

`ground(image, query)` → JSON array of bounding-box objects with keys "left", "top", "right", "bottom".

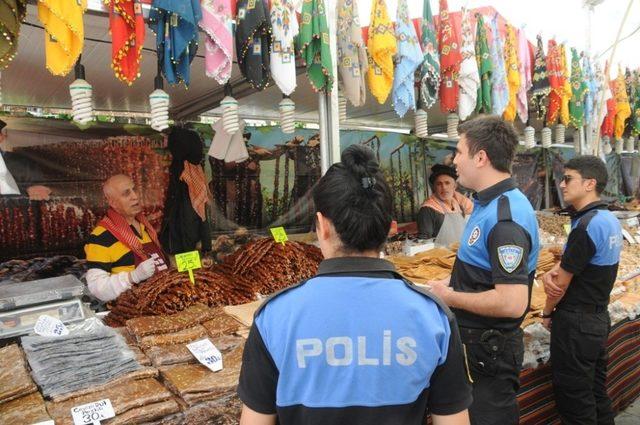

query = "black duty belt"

[
  {"left": 557, "top": 303, "right": 607, "bottom": 314},
  {"left": 458, "top": 327, "right": 522, "bottom": 345}
]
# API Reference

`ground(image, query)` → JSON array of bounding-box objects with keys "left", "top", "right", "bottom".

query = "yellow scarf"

[
  {"left": 38, "top": 0, "right": 86, "bottom": 76},
  {"left": 614, "top": 66, "right": 631, "bottom": 140},
  {"left": 559, "top": 44, "right": 571, "bottom": 126},
  {"left": 367, "top": 0, "right": 396, "bottom": 104},
  {"left": 502, "top": 25, "right": 520, "bottom": 122}
]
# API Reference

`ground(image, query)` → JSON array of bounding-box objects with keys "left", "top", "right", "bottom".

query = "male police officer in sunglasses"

[{"left": 541, "top": 156, "right": 622, "bottom": 425}]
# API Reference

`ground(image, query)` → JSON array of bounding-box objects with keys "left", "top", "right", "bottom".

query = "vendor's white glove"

[{"left": 130, "top": 258, "right": 157, "bottom": 284}]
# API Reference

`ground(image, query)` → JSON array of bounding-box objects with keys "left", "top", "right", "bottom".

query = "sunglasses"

[{"left": 561, "top": 175, "right": 583, "bottom": 184}]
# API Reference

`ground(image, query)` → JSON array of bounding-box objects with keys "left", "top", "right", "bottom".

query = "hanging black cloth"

[{"left": 235, "top": 0, "right": 271, "bottom": 90}]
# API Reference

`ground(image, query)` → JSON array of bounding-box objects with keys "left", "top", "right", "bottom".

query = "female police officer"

[{"left": 237, "top": 145, "right": 472, "bottom": 425}]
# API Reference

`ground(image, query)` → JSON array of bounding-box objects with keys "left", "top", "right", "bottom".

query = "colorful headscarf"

[
  {"left": 149, "top": 0, "right": 202, "bottom": 87},
  {"left": 531, "top": 35, "right": 550, "bottom": 120},
  {"left": 298, "top": 0, "right": 333, "bottom": 93},
  {"left": 38, "top": 0, "right": 86, "bottom": 76},
  {"left": 516, "top": 27, "right": 531, "bottom": 124},
  {"left": 437, "top": 0, "right": 461, "bottom": 113},
  {"left": 337, "top": 0, "right": 368, "bottom": 107},
  {"left": 391, "top": 0, "right": 423, "bottom": 118},
  {"left": 489, "top": 14, "right": 507, "bottom": 117},
  {"left": 613, "top": 66, "right": 631, "bottom": 140},
  {"left": 595, "top": 62, "right": 611, "bottom": 131},
  {"left": 559, "top": 44, "right": 571, "bottom": 126},
  {"left": 474, "top": 14, "right": 491, "bottom": 114},
  {"left": 200, "top": 0, "right": 233, "bottom": 85},
  {"left": 601, "top": 80, "right": 615, "bottom": 138},
  {"left": 108, "top": 0, "right": 145, "bottom": 85},
  {"left": 502, "top": 24, "right": 520, "bottom": 122},
  {"left": 236, "top": 0, "right": 272, "bottom": 90},
  {"left": 0, "top": 0, "right": 26, "bottom": 70},
  {"left": 367, "top": 0, "right": 396, "bottom": 104},
  {"left": 545, "top": 40, "right": 561, "bottom": 125},
  {"left": 419, "top": 0, "right": 440, "bottom": 109},
  {"left": 270, "top": 0, "right": 299, "bottom": 95},
  {"left": 569, "top": 48, "right": 588, "bottom": 129},
  {"left": 457, "top": 7, "right": 479, "bottom": 121},
  {"left": 582, "top": 55, "right": 597, "bottom": 126},
  {"left": 180, "top": 161, "right": 210, "bottom": 222}
]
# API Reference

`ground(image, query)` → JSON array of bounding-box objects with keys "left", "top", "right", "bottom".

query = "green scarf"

[
  {"left": 298, "top": 0, "right": 333, "bottom": 93},
  {"left": 633, "top": 71, "right": 640, "bottom": 136},
  {"left": 0, "top": 0, "right": 26, "bottom": 70},
  {"left": 419, "top": 0, "right": 440, "bottom": 109},
  {"left": 475, "top": 14, "right": 492, "bottom": 114},
  {"left": 568, "top": 48, "right": 588, "bottom": 128}
]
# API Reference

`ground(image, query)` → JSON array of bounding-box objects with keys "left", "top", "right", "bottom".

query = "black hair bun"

[{"left": 341, "top": 144, "right": 379, "bottom": 178}]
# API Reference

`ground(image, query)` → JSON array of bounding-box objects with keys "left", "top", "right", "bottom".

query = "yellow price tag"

[
  {"left": 270, "top": 227, "right": 288, "bottom": 245},
  {"left": 175, "top": 251, "right": 202, "bottom": 284},
  {"left": 563, "top": 224, "right": 571, "bottom": 235}
]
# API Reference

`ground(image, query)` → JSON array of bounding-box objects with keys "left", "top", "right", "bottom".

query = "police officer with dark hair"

[
  {"left": 429, "top": 115, "right": 540, "bottom": 425},
  {"left": 238, "top": 144, "right": 473, "bottom": 425},
  {"left": 541, "top": 155, "right": 621, "bottom": 425}
]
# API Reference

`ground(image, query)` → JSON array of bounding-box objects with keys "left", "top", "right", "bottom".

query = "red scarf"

[
  {"left": 180, "top": 161, "right": 210, "bottom": 221},
  {"left": 99, "top": 208, "right": 166, "bottom": 263},
  {"left": 108, "top": 0, "right": 145, "bottom": 85},
  {"left": 422, "top": 192, "right": 473, "bottom": 215},
  {"left": 437, "top": 0, "right": 462, "bottom": 113}
]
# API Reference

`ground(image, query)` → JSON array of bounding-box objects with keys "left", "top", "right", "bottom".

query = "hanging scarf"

[
  {"left": 601, "top": 79, "right": 615, "bottom": 138},
  {"left": 337, "top": 0, "right": 368, "bottom": 107},
  {"left": 270, "top": 0, "right": 298, "bottom": 95},
  {"left": 582, "top": 55, "right": 597, "bottom": 127},
  {"left": 456, "top": 7, "right": 478, "bottom": 121},
  {"left": 502, "top": 24, "right": 520, "bottom": 122},
  {"left": 367, "top": 0, "right": 396, "bottom": 104},
  {"left": 595, "top": 63, "right": 612, "bottom": 132},
  {"left": 419, "top": 0, "right": 439, "bottom": 109},
  {"left": 298, "top": 0, "right": 333, "bottom": 93},
  {"left": 613, "top": 66, "right": 631, "bottom": 140},
  {"left": 437, "top": 0, "right": 461, "bottom": 113},
  {"left": 489, "top": 14, "right": 507, "bottom": 117},
  {"left": 99, "top": 209, "right": 166, "bottom": 264},
  {"left": 108, "top": 0, "right": 145, "bottom": 85},
  {"left": 200, "top": 0, "right": 233, "bottom": 85},
  {"left": 474, "top": 14, "right": 491, "bottom": 114},
  {"left": 531, "top": 35, "right": 550, "bottom": 120},
  {"left": 180, "top": 161, "right": 210, "bottom": 222},
  {"left": 545, "top": 40, "right": 562, "bottom": 125},
  {"left": 391, "top": 0, "right": 422, "bottom": 118},
  {"left": 149, "top": 0, "right": 202, "bottom": 87},
  {"left": 516, "top": 27, "right": 531, "bottom": 124},
  {"left": 569, "top": 48, "right": 588, "bottom": 129},
  {"left": 633, "top": 71, "right": 640, "bottom": 136},
  {"left": 422, "top": 192, "right": 473, "bottom": 215},
  {"left": 38, "top": 0, "right": 86, "bottom": 76},
  {"left": 236, "top": 0, "right": 271, "bottom": 90},
  {"left": 0, "top": 0, "right": 26, "bottom": 70},
  {"left": 559, "top": 44, "right": 571, "bottom": 126}
]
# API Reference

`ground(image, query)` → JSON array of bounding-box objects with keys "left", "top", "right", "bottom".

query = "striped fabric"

[{"left": 84, "top": 225, "right": 153, "bottom": 274}]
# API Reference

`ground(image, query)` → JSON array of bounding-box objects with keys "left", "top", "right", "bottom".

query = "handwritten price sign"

[
  {"left": 187, "top": 338, "right": 223, "bottom": 372},
  {"left": 270, "top": 227, "right": 288, "bottom": 245},
  {"left": 175, "top": 251, "right": 202, "bottom": 284},
  {"left": 34, "top": 315, "right": 69, "bottom": 337}
]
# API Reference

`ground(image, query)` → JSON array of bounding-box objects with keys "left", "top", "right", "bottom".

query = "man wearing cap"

[{"left": 417, "top": 164, "right": 473, "bottom": 245}]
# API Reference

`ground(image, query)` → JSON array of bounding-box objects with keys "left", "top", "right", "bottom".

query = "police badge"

[
  {"left": 467, "top": 226, "right": 481, "bottom": 246},
  {"left": 497, "top": 245, "right": 524, "bottom": 273}
]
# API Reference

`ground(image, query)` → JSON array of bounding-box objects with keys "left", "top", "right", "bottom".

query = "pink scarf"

[{"left": 199, "top": 0, "right": 233, "bottom": 84}]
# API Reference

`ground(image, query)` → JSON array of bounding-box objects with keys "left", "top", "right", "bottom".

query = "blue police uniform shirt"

[
  {"left": 559, "top": 202, "right": 622, "bottom": 307},
  {"left": 237, "top": 257, "right": 473, "bottom": 425},
  {"left": 450, "top": 178, "right": 540, "bottom": 331}
]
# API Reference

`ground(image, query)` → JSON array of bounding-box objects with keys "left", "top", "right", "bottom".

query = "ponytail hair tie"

[{"left": 361, "top": 177, "right": 376, "bottom": 189}]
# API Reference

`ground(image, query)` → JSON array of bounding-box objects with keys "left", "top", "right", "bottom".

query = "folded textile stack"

[
  {"left": 389, "top": 248, "right": 457, "bottom": 284},
  {"left": 21, "top": 325, "right": 142, "bottom": 398},
  {"left": 0, "top": 392, "right": 52, "bottom": 424},
  {"left": 0, "top": 344, "right": 38, "bottom": 403},
  {"left": 46, "top": 378, "right": 180, "bottom": 425}
]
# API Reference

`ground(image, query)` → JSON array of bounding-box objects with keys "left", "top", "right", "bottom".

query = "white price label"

[
  {"left": 187, "top": 338, "right": 223, "bottom": 372},
  {"left": 34, "top": 315, "right": 69, "bottom": 337},
  {"left": 71, "top": 399, "right": 115, "bottom": 425},
  {"left": 622, "top": 229, "right": 636, "bottom": 244},
  {"left": 31, "top": 421, "right": 55, "bottom": 425}
]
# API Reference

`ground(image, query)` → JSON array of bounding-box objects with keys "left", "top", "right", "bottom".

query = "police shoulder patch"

[{"left": 497, "top": 245, "right": 523, "bottom": 273}]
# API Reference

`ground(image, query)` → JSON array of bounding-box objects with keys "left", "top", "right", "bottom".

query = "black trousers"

[
  {"left": 461, "top": 328, "right": 524, "bottom": 425},
  {"left": 550, "top": 309, "right": 614, "bottom": 425}
]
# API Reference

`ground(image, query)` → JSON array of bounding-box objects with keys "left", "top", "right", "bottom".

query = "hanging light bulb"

[
  {"left": 414, "top": 109, "right": 428, "bottom": 138},
  {"left": 221, "top": 83, "right": 239, "bottom": 134},
  {"left": 615, "top": 138, "right": 623, "bottom": 154},
  {"left": 338, "top": 93, "right": 347, "bottom": 122},
  {"left": 279, "top": 95, "right": 295, "bottom": 134},
  {"left": 524, "top": 126, "right": 536, "bottom": 149},
  {"left": 625, "top": 136, "right": 635, "bottom": 153},
  {"left": 446, "top": 113, "right": 459, "bottom": 138},
  {"left": 149, "top": 71, "right": 169, "bottom": 132},
  {"left": 69, "top": 59, "right": 93, "bottom": 124},
  {"left": 541, "top": 127, "right": 552, "bottom": 149},
  {"left": 603, "top": 136, "right": 612, "bottom": 154},
  {"left": 554, "top": 124, "right": 565, "bottom": 144}
]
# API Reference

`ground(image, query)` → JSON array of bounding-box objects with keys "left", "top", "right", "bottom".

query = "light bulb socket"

[
  {"left": 74, "top": 60, "right": 85, "bottom": 81},
  {"left": 224, "top": 83, "right": 233, "bottom": 97}
]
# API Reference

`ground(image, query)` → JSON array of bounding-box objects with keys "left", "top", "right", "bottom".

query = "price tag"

[
  {"left": 563, "top": 224, "right": 572, "bottom": 235},
  {"left": 34, "top": 315, "right": 69, "bottom": 337},
  {"left": 31, "top": 421, "right": 55, "bottom": 425},
  {"left": 270, "top": 227, "right": 288, "bottom": 245},
  {"left": 187, "top": 338, "right": 223, "bottom": 372},
  {"left": 71, "top": 399, "right": 115, "bottom": 425},
  {"left": 175, "top": 250, "right": 202, "bottom": 284},
  {"left": 622, "top": 228, "right": 636, "bottom": 244}
]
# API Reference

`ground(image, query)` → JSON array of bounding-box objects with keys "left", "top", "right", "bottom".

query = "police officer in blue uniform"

[
  {"left": 541, "top": 156, "right": 621, "bottom": 425},
  {"left": 237, "top": 145, "right": 473, "bottom": 425},
  {"left": 429, "top": 116, "right": 540, "bottom": 425}
]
